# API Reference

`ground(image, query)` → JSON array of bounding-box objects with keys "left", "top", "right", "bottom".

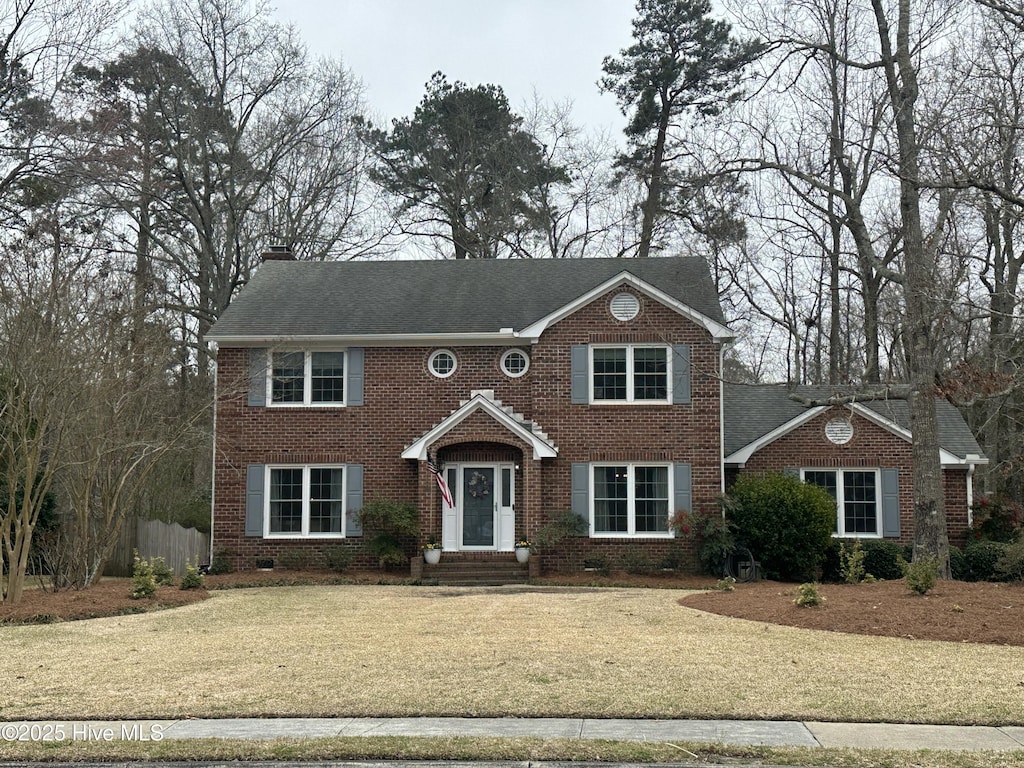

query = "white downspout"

[{"left": 208, "top": 342, "right": 218, "bottom": 568}]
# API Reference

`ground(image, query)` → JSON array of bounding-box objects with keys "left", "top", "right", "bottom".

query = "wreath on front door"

[{"left": 467, "top": 471, "right": 492, "bottom": 499}]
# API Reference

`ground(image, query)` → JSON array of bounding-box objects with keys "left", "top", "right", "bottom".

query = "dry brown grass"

[{"left": 1, "top": 584, "right": 1021, "bottom": 724}]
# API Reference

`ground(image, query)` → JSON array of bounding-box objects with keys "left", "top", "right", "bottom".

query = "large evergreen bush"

[{"left": 726, "top": 472, "right": 836, "bottom": 581}]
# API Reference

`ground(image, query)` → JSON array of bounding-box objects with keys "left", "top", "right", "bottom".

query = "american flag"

[{"left": 427, "top": 455, "right": 454, "bottom": 508}]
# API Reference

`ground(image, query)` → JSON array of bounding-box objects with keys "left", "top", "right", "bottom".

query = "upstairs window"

[
  {"left": 592, "top": 345, "right": 668, "bottom": 403},
  {"left": 270, "top": 351, "right": 345, "bottom": 406}
]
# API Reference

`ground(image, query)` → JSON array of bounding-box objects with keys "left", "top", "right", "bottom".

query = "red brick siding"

[
  {"left": 212, "top": 287, "right": 722, "bottom": 570},
  {"left": 731, "top": 407, "right": 971, "bottom": 547}
]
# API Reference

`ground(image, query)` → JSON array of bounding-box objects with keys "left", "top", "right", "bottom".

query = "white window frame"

[
  {"left": 500, "top": 348, "right": 530, "bottom": 378},
  {"left": 802, "top": 468, "right": 882, "bottom": 539},
  {"left": 589, "top": 344, "right": 671, "bottom": 404},
  {"left": 267, "top": 350, "right": 347, "bottom": 407},
  {"left": 265, "top": 464, "right": 347, "bottom": 538},
  {"left": 428, "top": 349, "right": 458, "bottom": 379},
  {"left": 590, "top": 463, "right": 673, "bottom": 538}
]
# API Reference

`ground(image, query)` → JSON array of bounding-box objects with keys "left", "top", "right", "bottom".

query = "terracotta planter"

[
  {"left": 515, "top": 547, "right": 530, "bottom": 564},
  {"left": 423, "top": 548, "right": 441, "bottom": 565}
]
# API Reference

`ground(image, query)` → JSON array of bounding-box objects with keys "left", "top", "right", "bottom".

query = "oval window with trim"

[
  {"left": 500, "top": 349, "right": 530, "bottom": 378},
  {"left": 428, "top": 349, "right": 457, "bottom": 378}
]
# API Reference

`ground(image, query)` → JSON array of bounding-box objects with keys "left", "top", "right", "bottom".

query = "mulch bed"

[
  {"left": 680, "top": 578, "right": 1024, "bottom": 646},
  {"left": 4, "top": 571, "right": 1022, "bottom": 647}
]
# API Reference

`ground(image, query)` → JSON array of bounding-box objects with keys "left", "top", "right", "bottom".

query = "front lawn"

[{"left": 1, "top": 584, "right": 1021, "bottom": 725}]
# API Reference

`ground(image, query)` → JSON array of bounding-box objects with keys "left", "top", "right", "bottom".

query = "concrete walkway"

[{"left": 5, "top": 718, "right": 1023, "bottom": 752}]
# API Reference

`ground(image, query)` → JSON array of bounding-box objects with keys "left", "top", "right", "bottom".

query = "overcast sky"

[{"left": 271, "top": 0, "right": 636, "bottom": 135}]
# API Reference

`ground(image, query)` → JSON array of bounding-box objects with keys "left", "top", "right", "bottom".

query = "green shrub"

[
  {"left": 949, "top": 545, "right": 969, "bottom": 581},
  {"left": 839, "top": 540, "right": 866, "bottom": 584},
  {"left": 209, "top": 548, "right": 234, "bottom": 575},
  {"left": 669, "top": 505, "right": 736, "bottom": 575},
  {"left": 180, "top": 559, "right": 205, "bottom": 590},
  {"left": 995, "top": 538, "right": 1024, "bottom": 581},
  {"left": 360, "top": 498, "right": 419, "bottom": 570},
  {"left": 902, "top": 555, "right": 938, "bottom": 595},
  {"left": 535, "top": 510, "right": 588, "bottom": 571},
  {"left": 278, "top": 549, "right": 312, "bottom": 570},
  {"left": 130, "top": 554, "right": 157, "bottom": 599},
  {"left": 969, "top": 496, "right": 1023, "bottom": 543},
  {"left": 861, "top": 540, "right": 903, "bottom": 581},
  {"left": 148, "top": 556, "right": 175, "bottom": 586},
  {"left": 322, "top": 546, "right": 353, "bottom": 573},
  {"left": 714, "top": 576, "right": 736, "bottom": 591},
  {"left": 583, "top": 553, "right": 612, "bottom": 576},
  {"left": 964, "top": 540, "right": 1010, "bottom": 581},
  {"left": 726, "top": 473, "right": 836, "bottom": 582},
  {"left": 619, "top": 547, "right": 656, "bottom": 575},
  {"left": 794, "top": 582, "right": 825, "bottom": 607}
]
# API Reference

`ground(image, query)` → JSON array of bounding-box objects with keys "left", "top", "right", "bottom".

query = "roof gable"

[
  {"left": 206, "top": 257, "right": 729, "bottom": 343},
  {"left": 723, "top": 384, "right": 986, "bottom": 464}
]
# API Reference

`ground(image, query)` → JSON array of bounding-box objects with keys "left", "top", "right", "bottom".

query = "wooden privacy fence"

[{"left": 105, "top": 517, "right": 210, "bottom": 577}]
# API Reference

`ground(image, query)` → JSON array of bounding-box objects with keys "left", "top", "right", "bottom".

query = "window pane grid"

[
  {"left": 271, "top": 352, "right": 305, "bottom": 403},
  {"left": 593, "top": 349, "right": 627, "bottom": 400},
  {"left": 269, "top": 468, "right": 303, "bottom": 533},
  {"left": 635, "top": 466, "right": 669, "bottom": 532},
  {"left": 843, "top": 471, "right": 878, "bottom": 534},
  {"left": 594, "top": 466, "right": 628, "bottom": 532},
  {"left": 633, "top": 347, "right": 667, "bottom": 400},
  {"left": 311, "top": 352, "right": 345, "bottom": 403},
  {"left": 268, "top": 466, "right": 347, "bottom": 537},
  {"left": 804, "top": 468, "right": 879, "bottom": 536}
]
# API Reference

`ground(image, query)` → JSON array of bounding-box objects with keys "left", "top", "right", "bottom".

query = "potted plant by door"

[
  {"left": 514, "top": 538, "right": 532, "bottom": 564},
  {"left": 422, "top": 541, "right": 442, "bottom": 565}
]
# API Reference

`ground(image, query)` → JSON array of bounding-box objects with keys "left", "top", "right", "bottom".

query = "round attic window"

[
  {"left": 428, "top": 349, "right": 457, "bottom": 378},
  {"left": 825, "top": 417, "right": 854, "bottom": 445},
  {"left": 610, "top": 293, "right": 640, "bottom": 321}
]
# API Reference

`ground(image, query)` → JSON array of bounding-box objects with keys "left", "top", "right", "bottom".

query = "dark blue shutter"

[
  {"left": 571, "top": 463, "right": 590, "bottom": 535},
  {"left": 571, "top": 345, "right": 589, "bottom": 404},
  {"left": 248, "top": 349, "right": 267, "bottom": 406},
  {"left": 672, "top": 344, "right": 691, "bottom": 404},
  {"left": 245, "top": 465, "right": 265, "bottom": 536},
  {"left": 881, "top": 468, "right": 900, "bottom": 537},
  {"left": 347, "top": 348, "right": 364, "bottom": 406},
  {"left": 672, "top": 463, "right": 692, "bottom": 536},
  {"left": 346, "top": 464, "right": 364, "bottom": 536}
]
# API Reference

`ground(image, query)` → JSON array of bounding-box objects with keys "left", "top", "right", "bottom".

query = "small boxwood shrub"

[
  {"left": 964, "top": 540, "right": 1010, "bottom": 581},
  {"left": 794, "top": 582, "right": 825, "bottom": 607},
  {"left": 726, "top": 472, "right": 836, "bottom": 582},
  {"left": 902, "top": 555, "right": 938, "bottom": 595},
  {"left": 322, "top": 546, "right": 353, "bottom": 573},
  {"left": 995, "top": 538, "right": 1024, "bottom": 581},
  {"left": 619, "top": 547, "right": 657, "bottom": 575},
  {"left": 861, "top": 539, "right": 903, "bottom": 581},
  {"left": 949, "top": 545, "right": 969, "bottom": 581}
]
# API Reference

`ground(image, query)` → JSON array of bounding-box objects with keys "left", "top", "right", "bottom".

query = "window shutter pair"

[
  {"left": 247, "top": 348, "right": 363, "bottom": 406},
  {"left": 244, "top": 464, "right": 363, "bottom": 537},
  {"left": 569, "top": 344, "right": 690, "bottom": 404},
  {"left": 569, "top": 462, "right": 692, "bottom": 536}
]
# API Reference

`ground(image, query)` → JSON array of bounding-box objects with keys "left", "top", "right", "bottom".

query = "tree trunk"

[
  {"left": 871, "top": 0, "right": 949, "bottom": 576},
  {"left": 638, "top": 101, "right": 671, "bottom": 259}
]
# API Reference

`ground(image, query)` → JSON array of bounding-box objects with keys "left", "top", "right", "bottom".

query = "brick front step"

[{"left": 412, "top": 553, "right": 533, "bottom": 586}]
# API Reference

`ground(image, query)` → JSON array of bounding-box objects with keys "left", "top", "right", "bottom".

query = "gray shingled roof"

[
  {"left": 207, "top": 257, "right": 726, "bottom": 339},
  {"left": 723, "top": 384, "right": 985, "bottom": 461}
]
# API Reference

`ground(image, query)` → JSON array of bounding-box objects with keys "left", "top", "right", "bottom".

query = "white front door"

[{"left": 447, "top": 464, "right": 515, "bottom": 551}]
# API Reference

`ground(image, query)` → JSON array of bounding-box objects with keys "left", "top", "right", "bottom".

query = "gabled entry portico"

[{"left": 402, "top": 390, "right": 557, "bottom": 553}]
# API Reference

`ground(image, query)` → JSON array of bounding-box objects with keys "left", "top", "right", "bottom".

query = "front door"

[{"left": 455, "top": 464, "right": 515, "bottom": 550}]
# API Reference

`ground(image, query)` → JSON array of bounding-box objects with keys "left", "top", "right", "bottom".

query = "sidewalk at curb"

[{"left": 2, "top": 718, "right": 1023, "bottom": 752}]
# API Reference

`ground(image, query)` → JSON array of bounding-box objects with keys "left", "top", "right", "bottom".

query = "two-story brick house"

[{"left": 206, "top": 256, "right": 985, "bottom": 574}]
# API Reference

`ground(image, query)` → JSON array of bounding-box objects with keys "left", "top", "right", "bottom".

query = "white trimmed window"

[
  {"left": 267, "top": 465, "right": 346, "bottom": 537},
  {"left": 591, "top": 345, "right": 669, "bottom": 403},
  {"left": 269, "top": 351, "right": 345, "bottom": 405},
  {"left": 803, "top": 468, "right": 881, "bottom": 537},
  {"left": 592, "top": 464, "right": 672, "bottom": 536},
  {"left": 428, "top": 349, "right": 457, "bottom": 378},
  {"left": 500, "top": 349, "right": 530, "bottom": 377}
]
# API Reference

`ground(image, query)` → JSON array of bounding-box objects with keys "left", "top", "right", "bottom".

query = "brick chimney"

[{"left": 261, "top": 244, "right": 295, "bottom": 261}]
